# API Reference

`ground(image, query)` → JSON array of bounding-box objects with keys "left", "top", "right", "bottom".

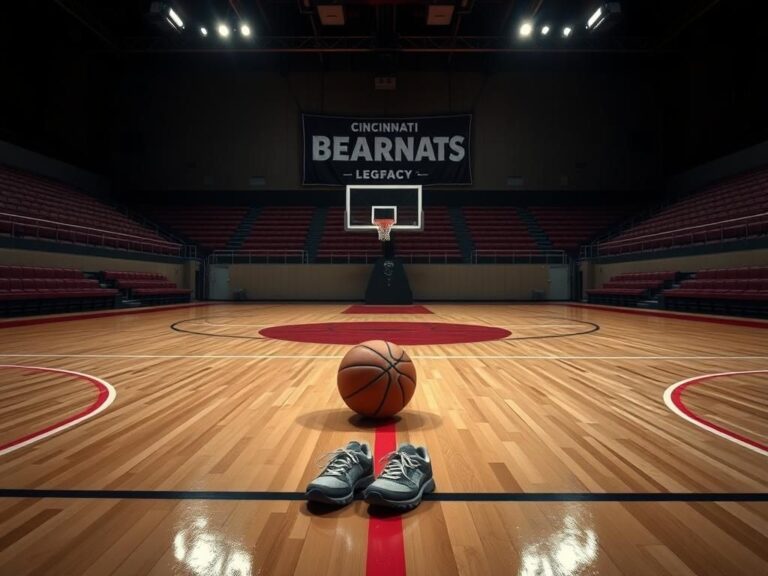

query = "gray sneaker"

[
  {"left": 363, "top": 444, "right": 435, "bottom": 509},
  {"left": 305, "top": 441, "right": 375, "bottom": 505}
]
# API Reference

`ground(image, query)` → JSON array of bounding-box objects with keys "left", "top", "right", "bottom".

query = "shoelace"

[
  {"left": 316, "top": 448, "right": 361, "bottom": 477},
  {"left": 378, "top": 451, "right": 419, "bottom": 481}
]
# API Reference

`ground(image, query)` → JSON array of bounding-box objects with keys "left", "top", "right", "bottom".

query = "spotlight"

[
  {"left": 167, "top": 7, "right": 183, "bottom": 29},
  {"left": 541, "top": 25, "right": 550, "bottom": 36},
  {"left": 148, "top": 2, "right": 184, "bottom": 32},
  {"left": 587, "top": 7, "right": 603, "bottom": 29},
  {"left": 200, "top": 26, "right": 208, "bottom": 37},
  {"left": 586, "top": 3, "right": 621, "bottom": 31},
  {"left": 562, "top": 26, "right": 572, "bottom": 38},
  {"left": 217, "top": 23, "right": 230, "bottom": 38},
  {"left": 519, "top": 21, "right": 533, "bottom": 37},
  {"left": 240, "top": 24, "right": 251, "bottom": 37}
]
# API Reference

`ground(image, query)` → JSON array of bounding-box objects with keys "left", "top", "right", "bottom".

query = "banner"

[{"left": 302, "top": 114, "right": 472, "bottom": 186}]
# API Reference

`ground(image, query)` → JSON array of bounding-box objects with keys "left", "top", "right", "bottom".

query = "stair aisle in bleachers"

[
  {"left": 226, "top": 206, "right": 262, "bottom": 250},
  {"left": 517, "top": 206, "right": 552, "bottom": 250},
  {"left": 306, "top": 207, "right": 327, "bottom": 263},
  {"left": 449, "top": 207, "right": 474, "bottom": 263}
]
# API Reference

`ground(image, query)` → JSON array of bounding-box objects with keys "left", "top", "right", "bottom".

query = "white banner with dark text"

[{"left": 302, "top": 114, "right": 472, "bottom": 186}]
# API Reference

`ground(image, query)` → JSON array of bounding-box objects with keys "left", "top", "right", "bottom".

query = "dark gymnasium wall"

[
  {"left": 112, "top": 56, "right": 662, "bottom": 195},
  {"left": 1, "top": 2, "right": 766, "bottom": 203}
]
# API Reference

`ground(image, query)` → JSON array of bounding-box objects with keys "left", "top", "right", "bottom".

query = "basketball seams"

[
  {"left": 371, "top": 370, "right": 392, "bottom": 417},
  {"left": 395, "top": 373, "right": 405, "bottom": 407},
  {"left": 338, "top": 364, "right": 394, "bottom": 373},
  {"left": 341, "top": 367, "right": 388, "bottom": 400},
  {"left": 359, "top": 343, "right": 413, "bottom": 377}
]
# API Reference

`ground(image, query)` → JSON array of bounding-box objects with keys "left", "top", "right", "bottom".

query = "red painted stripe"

[
  {"left": 671, "top": 373, "right": 768, "bottom": 452},
  {"left": 343, "top": 305, "right": 433, "bottom": 315},
  {"left": 564, "top": 303, "right": 768, "bottom": 329},
  {"left": 0, "top": 366, "right": 110, "bottom": 452},
  {"left": 261, "top": 321, "right": 510, "bottom": 345},
  {"left": 366, "top": 421, "right": 406, "bottom": 576},
  {"left": 0, "top": 302, "right": 210, "bottom": 329}
]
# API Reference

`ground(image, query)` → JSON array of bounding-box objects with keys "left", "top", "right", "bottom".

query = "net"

[{"left": 374, "top": 218, "right": 395, "bottom": 242}]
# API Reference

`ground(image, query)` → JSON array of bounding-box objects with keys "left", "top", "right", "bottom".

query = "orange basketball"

[{"left": 337, "top": 340, "right": 417, "bottom": 418}]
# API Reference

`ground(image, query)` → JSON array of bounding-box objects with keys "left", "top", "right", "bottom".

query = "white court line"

[
  {"left": 0, "top": 353, "right": 767, "bottom": 361},
  {"left": 663, "top": 370, "right": 768, "bottom": 457},
  {"left": 0, "top": 365, "right": 117, "bottom": 457}
]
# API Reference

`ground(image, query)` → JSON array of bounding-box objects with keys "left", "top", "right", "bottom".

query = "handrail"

[
  {"left": 471, "top": 250, "right": 567, "bottom": 264},
  {"left": 0, "top": 211, "right": 180, "bottom": 246},
  {"left": 597, "top": 212, "right": 768, "bottom": 247},
  {"left": 316, "top": 250, "right": 463, "bottom": 264},
  {"left": 581, "top": 211, "right": 768, "bottom": 259},
  {"left": 209, "top": 250, "right": 308, "bottom": 264},
  {"left": 1, "top": 212, "right": 188, "bottom": 256}
]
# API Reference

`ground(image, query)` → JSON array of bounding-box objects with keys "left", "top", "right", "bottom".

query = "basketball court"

[
  {"left": 2, "top": 1, "right": 768, "bottom": 574},
  {"left": 1, "top": 302, "right": 766, "bottom": 575}
]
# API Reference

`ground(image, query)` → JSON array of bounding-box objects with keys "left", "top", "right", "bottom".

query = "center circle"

[{"left": 259, "top": 321, "right": 511, "bottom": 345}]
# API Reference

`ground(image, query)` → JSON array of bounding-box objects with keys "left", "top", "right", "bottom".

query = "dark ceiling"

[{"left": 3, "top": 1, "right": 753, "bottom": 56}]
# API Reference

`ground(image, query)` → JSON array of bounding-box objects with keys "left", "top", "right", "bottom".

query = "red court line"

[
  {"left": 0, "top": 302, "right": 210, "bottom": 329},
  {"left": 565, "top": 303, "right": 768, "bottom": 329},
  {"left": 0, "top": 365, "right": 116, "bottom": 455},
  {"left": 343, "top": 305, "right": 433, "bottom": 315},
  {"left": 367, "top": 421, "right": 406, "bottom": 576},
  {"left": 664, "top": 370, "right": 768, "bottom": 455}
]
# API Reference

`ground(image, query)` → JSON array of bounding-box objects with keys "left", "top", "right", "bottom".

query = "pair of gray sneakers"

[{"left": 305, "top": 441, "right": 435, "bottom": 510}]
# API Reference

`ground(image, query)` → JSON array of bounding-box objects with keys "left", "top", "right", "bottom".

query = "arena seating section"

[
  {"left": 317, "top": 207, "right": 379, "bottom": 262},
  {"left": 143, "top": 206, "right": 248, "bottom": 253},
  {"left": 586, "top": 271, "right": 678, "bottom": 306},
  {"left": 530, "top": 206, "right": 630, "bottom": 252},
  {"left": 103, "top": 270, "right": 191, "bottom": 304},
  {"left": 597, "top": 168, "right": 768, "bottom": 255},
  {"left": 0, "top": 165, "right": 179, "bottom": 255},
  {"left": 317, "top": 206, "right": 462, "bottom": 262},
  {"left": 0, "top": 265, "right": 117, "bottom": 316},
  {"left": 239, "top": 206, "right": 314, "bottom": 258},
  {"left": 394, "top": 207, "right": 461, "bottom": 262},
  {"left": 586, "top": 267, "right": 768, "bottom": 317},
  {"left": 462, "top": 208, "right": 539, "bottom": 256},
  {"left": 662, "top": 267, "right": 768, "bottom": 316}
]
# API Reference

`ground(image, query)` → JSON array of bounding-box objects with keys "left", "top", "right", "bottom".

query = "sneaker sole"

[
  {"left": 305, "top": 474, "right": 375, "bottom": 506},
  {"left": 364, "top": 477, "right": 436, "bottom": 510}
]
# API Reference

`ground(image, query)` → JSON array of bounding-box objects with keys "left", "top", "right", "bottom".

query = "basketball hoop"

[{"left": 374, "top": 218, "right": 395, "bottom": 242}]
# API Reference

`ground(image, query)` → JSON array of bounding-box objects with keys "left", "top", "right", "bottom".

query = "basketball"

[{"left": 337, "top": 340, "right": 417, "bottom": 418}]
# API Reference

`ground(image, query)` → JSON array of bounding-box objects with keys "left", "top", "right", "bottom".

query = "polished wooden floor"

[{"left": 0, "top": 303, "right": 766, "bottom": 575}]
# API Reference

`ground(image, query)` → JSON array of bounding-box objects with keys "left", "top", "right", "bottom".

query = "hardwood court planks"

[
  {"left": 680, "top": 372, "right": 768, "bottom": 444},
  {"left": 0, "top": 303, "right": 766, "bottom": 575}
]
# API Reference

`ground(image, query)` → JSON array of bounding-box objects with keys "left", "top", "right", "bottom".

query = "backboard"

[{"left": 345, "top": 184, "right": 423, "bottom": 232}]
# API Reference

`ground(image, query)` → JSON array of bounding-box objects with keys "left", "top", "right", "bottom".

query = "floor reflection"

[
  {"left": 173, "top": 515, "right": 253, "bottom": 576},
  {"left": 519, "top": 507, "right": 598, "bottom": 576}
]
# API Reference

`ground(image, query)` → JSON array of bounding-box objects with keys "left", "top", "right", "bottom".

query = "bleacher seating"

[
  {"left": 389, "top": 207, "right": 461, "bottom": 262},
  {"left": 598, "top": 167, "right": 768, "bottom": 255},
  {"left": 316, "top": 206, "right": 461, "bottom": 262},
  {"left": 143, "top": 206, "right": 248, "bottom": 253},
  {"left": 317, "top": 207, "right": 392, "bottom": 262},
  {"left": 530, "top": 206, "right": 629, "bottom": 252},
  {"left": 0, "top": 265, "right": 117, "bottom": 316},
  {"left": 239, "top": 206, "right": 314, "bottom": 257},
  {"left": 103, "top": 270, "right": 191, "bottom": 303},
  {"left": 0, "top": 165, "right": 180, "bottom": 255},
  {"left": 462, "top": 207, "right": 539, "bottom": 257},
  {"left": 587, "top": 271, "right": 677, "bottom": 306},
  {"left": 662, "top": 267, "right": 768, "bottom": 316}
]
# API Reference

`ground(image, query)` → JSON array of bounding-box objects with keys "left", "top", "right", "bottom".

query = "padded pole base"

[{"left": 365, "top": 257, "right": 413, "bottom": 305}]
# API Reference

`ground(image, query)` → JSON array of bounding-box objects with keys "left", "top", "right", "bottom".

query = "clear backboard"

[{"left": 345, "top": 185, "right": 423, "bottom": 232}]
